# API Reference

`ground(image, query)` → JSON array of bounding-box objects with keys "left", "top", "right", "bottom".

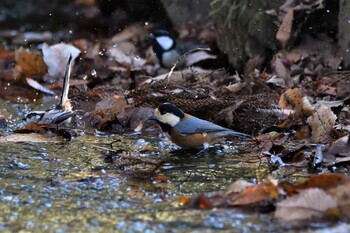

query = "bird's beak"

[{"left": 148, "top": 115, "right": 157, "bottom": 121}]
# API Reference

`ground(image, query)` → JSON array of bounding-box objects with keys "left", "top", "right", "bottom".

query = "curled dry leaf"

[
  {"left": 307, "top": 105, "right": 337, "bottom": 143},
  {"left": 278, "top": 88, "right": 302, "bottom": 111},
  {"left": 42, "top": 43, "right": 80, "bottom": 78},
  {"left": 275, "top": 188, "right": 337, "bottom": 221},
  {"left": 276, "top": 9, "right": 294, "bottom": 48},
  {"left": 229, "top": 180, "right": 280, "bottom": 207},
  {"left": 226, "top": 179, "right": 254, "bottom": 196}
]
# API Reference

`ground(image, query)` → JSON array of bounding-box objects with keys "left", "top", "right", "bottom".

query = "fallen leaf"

[
  {"left": 110, "top": 23, "right": 148, "bottom": 44},
  {"left": 281, "top": 173, "right": 349, "bottom": 195},
  {"left": 324, "top": 135, "right": 350, "bottom": 165},
  {"left": 276, "top": 9, "right": 294, "bottom": 48},
  {"left": 13, "top": 48, "right": 47, "bottom": 80},
  {"left": 278, "top": 88, "right": 303, "bottom": 111},
  {"left": 0, "top": 43, "right": 15, "bottom": 61},
  {"left": 269, "top": 53, "right": 291, "bottom": 88},
  {"left": 0, "top": 133, "right": 64, "bottom": 143},
  {"left": 307, "top": 105, "right": 337, "bottom": 143},
  {"left": 107, "top": 46, "right": 146, "bottom": 67},
  {"left": 226, "top": 179, "right": 254, "bottom": 196},
  {"left": 26, "top": 78, "right": 55, "bottom": 95},
  {"left": 185, "top": 51, "right": 217, "bottom": 67},
  {"left": 153, "top": 174, "right": 168, "bottom": 183},
  {"left": 229, "top": 180, "right": 279, "bottom": 206},
  {"left": 275, "top": 188, "right": 337, "bottom": 221},
  {"left": 327, "top": 181, "right": 350, "bottom": 220},
  {"left": 42, "top": 42, "right": 80, "bottom": 78}
]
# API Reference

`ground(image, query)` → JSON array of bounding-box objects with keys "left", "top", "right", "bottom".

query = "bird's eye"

[{"left": 159, "top": 110, "right": 166, "bottom": 115}]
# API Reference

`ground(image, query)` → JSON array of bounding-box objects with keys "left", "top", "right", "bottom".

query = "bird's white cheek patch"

[
  {"left": 157, "top": 113, "right": 180, "bottom": 127},
  {"left": 156, "top": 36, "right": 174, "bottom": 50}
]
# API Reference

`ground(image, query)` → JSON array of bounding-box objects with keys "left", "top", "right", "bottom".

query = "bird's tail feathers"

[{"left": 214, "top": 130, "right": 252, "bottom": 138}]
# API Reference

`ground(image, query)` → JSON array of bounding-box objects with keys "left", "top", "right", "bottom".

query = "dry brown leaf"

[
  {"left": 324, "top": 135, "right": 350, "bottom": 165},
  {"left": 316, "top": 84, "right": 337, "bottom": 96},
  {"left": 0, "top": 43, "right": 15, "bottom": 61},
  {"left": 307, "top": 105, "right": 337, "bottom": 143},
  {"left": 279, "top": 88, "right": 303, "bottom": 111},
  {"left": 301, "top": 97, "right": 315, "bottom": 117},
  {"left": 13, "top": 48, "right": 47, "bottom": 80},
  {"left": 327, "top": 182, "right": 350, "bottom": 220},
  {"left": 275, "top": 188, "right": 337, "bottom": 221},
  {"left": 276, "top": 9, "right": 293, "bottom": 48},
  {"left": 281, "top": 173, "right": 349, "bottom": 195},
  {"left": 229, "top": 181, "right": 279, "bottom": 206},
  {"left": 110, "top": 24, "right": 148, "bottom": 44},
  {"left": 269, "top": 54, "right": 291, "bottom": 88},
  {"left": 226, "top": 179, "right": 254, "bottom": 196}
]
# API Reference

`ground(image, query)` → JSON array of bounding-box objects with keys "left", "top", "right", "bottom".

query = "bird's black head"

[
  {"left": 157, "top": 103, "right": 184, "bottom": 119},
  {"left": 151, "top": 29, "right": 171, "bottom": 38},
  {"left": 149, "top": 103, "right": 184, "bottom": 129}
]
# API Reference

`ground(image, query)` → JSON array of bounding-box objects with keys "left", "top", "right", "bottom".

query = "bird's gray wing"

[{"left": 174, "top": 116, "right": 228, "bottom": 135}]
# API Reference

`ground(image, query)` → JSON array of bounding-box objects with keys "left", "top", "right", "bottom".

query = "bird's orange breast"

[{"left": 169, "top": 128, "right": 213, "bottom": 149}]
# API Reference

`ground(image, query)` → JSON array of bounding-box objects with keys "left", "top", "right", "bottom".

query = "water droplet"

[{"left": 91, "top": 69, "right": 97, "bottom": 77}]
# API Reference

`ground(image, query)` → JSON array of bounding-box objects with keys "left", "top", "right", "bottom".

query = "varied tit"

[
  {"left": 149, "top": 29, "right": 185, "bottom": 69},
  {"left": 24, "top": 55, "right": 74, "bottom": 125},
  {"left": 149, "top": 103, "right": 251, "bottom": 149}
]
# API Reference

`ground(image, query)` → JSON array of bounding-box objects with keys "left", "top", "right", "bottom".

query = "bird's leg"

[{"left": 196, "top": 142, "right": 210, "bottom": 155}]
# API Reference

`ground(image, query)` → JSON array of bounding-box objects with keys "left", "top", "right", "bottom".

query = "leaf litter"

[{"left": 0, "top": 0, "right": 350, "bottom": 230}]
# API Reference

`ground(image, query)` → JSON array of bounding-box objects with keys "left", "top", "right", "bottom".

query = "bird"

[
  {"left": 24, "top": 55, "right": 75, "bottom": 125},
  {"left": 149, "top": 103, "right": 251, "bottom": 149},
  {"left": 149, "top": 29, "right": 213, "bottom": 69},
  {"left": 148, "top": 29, "right": 185, "bottom": 69}
]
